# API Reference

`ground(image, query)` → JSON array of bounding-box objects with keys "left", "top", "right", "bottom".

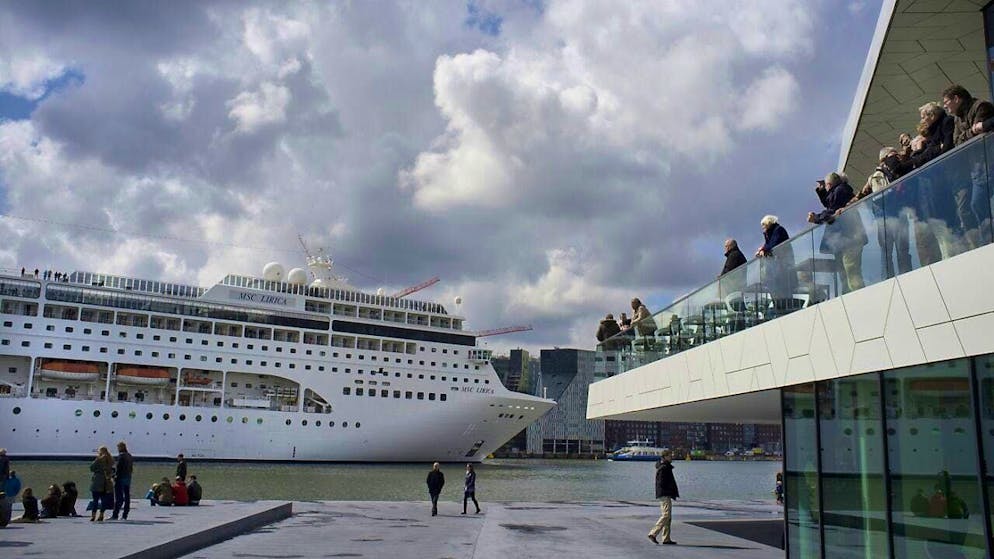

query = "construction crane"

[
  {"left": 297, "top": 234, "right": 313, "bottom": 258},
  {"left": 392, "top": 276, "right": 440, "bottom": 298},
  {"left": 472, "top": 325, "right": 533, "bottom": 337}
]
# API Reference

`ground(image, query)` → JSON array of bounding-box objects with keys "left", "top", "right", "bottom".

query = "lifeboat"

[
  {"left": 39, "top": 361, "right": 100, "bottom": 382},
  {"left": 183, "top": 374, "right": 213, "bottom": 387},
  {"left": 116, "top": 367, "right": 171, "bottom": 386}
]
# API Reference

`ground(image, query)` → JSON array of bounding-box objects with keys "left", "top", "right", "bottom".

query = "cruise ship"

[{"left": 0, "top": 255, "right": 555, "bottom": 462}]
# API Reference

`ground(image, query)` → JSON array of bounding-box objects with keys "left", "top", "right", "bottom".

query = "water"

[{"left": 10, "top": 459, "right": 780, "bottom": 503}]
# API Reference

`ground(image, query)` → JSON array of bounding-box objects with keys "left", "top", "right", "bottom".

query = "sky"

[{"left": 0, "top": 0, "right": 881, "bottom": 356}]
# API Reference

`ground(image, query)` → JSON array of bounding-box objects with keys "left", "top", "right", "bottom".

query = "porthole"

[
  {"left": 146, "top": 412, "right": 153, "bottom": 420},
  {"left": 195, "top": 415, "right": 202, "bottom": 422},
  {"left": 12, "top": 407, "right": 20, "bottom": 415},
  {"left": 328, "top": 421, "right": 335, "bottom": 427},
  {"left": 285, "top": 419, "right": 292, "bottom": 426},
  {"left": 93, "top": 410, "right": 101, "bottom": 417},
  {"left": 226, "top": 416, "right": 233, "bottom": 423},
  {"left": 302, "top": 420, "right": 308, "bottom": 426},
  {"left": 316, "top": 421, "right": 321, "bottom": 427},
  {"left": 342, "top": 422, "right": 348, "bottom": 428},
  {"left": 241, "top": 417, "right": 248, "bottom": 424},
  {"left": 111, "top": 411, "right": 119, "bottom": 418},
  {"left": 256, "top": 418, "right": 263, "bottom": 425},
  {"left": 129, "top": 411, "right": 136, "bottom": 419},
  {"left": 76, "top": 409, "right": 83, "bottom": 417},
  {"left": 163, "top": 413, "right": 170, "bottom": 420},
  {"left": 211, "top": 416, "right": 218, "bottom": 423},
  {"left": 179, "top": 414, "right": 186, "bottom": 421},
  {"left": 355, "top": 422, "right": 360, "bottom": 428}
]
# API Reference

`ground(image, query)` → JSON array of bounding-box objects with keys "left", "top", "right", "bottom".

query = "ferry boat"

[
  {"left": 608, "top": 440, "right": 668, "bottom": 461},
  {"left": 0, "top": 255, "right": 555, "bottom": 462}
]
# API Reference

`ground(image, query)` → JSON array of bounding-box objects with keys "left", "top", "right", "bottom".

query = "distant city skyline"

[{"left": 0, "top": 1, "right": 881, "bottom": 355}]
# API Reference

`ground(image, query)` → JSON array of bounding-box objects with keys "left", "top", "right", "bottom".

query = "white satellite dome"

[
  {"left": 263, "top": 262, "right": 285, "bottom": 282},
  {"left": 287, "top": 268, "right": 309, "bottom": 285},
  {"left": 310, "top": 278, "right": 327, "bottom": 288},
  {"left": 454, "top": 296, "right": 463, "bottom": 305}
]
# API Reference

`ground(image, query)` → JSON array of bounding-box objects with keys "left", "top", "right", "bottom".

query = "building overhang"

[{"left": 839, "top": 0, "right": 989, "bottom": 182}]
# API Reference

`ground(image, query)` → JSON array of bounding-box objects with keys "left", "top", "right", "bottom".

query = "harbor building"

[{"left": 589, "top": 1, "right": 994, "bottom": 557}]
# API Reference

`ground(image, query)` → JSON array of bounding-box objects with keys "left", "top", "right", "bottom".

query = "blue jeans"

[{"left": 113, "top": 476, "right": 131, "bottom": 518}]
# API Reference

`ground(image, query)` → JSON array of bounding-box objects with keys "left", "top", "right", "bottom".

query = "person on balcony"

[
  {"left": 629, "top": 298, "right": 655, "bottom": 345},
  {"left": 808, "top": 173, "right": 866, "bottom": 294},
  {"left": 757, "top": 215, "right": 798, "bottom": 314},
  {"left": 848, "top": 147, "right": 911, "bottom": 277},
  {"left": 720, "top": 239, "right": 747, "bottom": 277},
  {"left": 943, "top": 84, "right": 994, "bottom": 249},
  {"left": 902, "top": 102, "right": 956, "bottom": 265},
  {"left": 596, "top": 314, "right": 624, "bottom": 350}
]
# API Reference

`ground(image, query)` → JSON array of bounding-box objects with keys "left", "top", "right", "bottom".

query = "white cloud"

[
  {"left": 227, "top": 81, "right": 291, "bottom": 132},
  {"left": 737, "top": 66, "right": 800, "bottom": 132},
  {"left": 0, "top": 53, "right": 66, "bottom": 99}
]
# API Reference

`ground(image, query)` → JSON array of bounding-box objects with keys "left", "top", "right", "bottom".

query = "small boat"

[
  {"left": 39, "top": 361, "right": 100, "bottom": 382},
  {"left": 609, "top": 440, "right": 669, "bottom": 461},
  {"left": 116, "top": 367, "right": 171, "bottom": 386},
  {"left": 183, "top": 374, "right": 213, "bottom": 386}
]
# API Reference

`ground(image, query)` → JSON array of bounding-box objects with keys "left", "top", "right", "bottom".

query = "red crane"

[
  {"left": 392, "top": 276, "right": 440, "bottom": 298},
  {"left": 472, "top": 325, "right": 533, "bottom": 337}
]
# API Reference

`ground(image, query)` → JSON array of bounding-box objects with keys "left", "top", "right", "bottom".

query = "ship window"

[
  {"left": 474, "top": 379, "right": 479, "bottom": 384},
  {"left": 163, "top": 413, "right": 170, "bottom": 420},
  {"left": 44, "top": 342, "right": 53, "bottom": 349},
  {"left": 119, "top": 332, "right": 126, "bottom": 338},
  {"left": 306, "top": 350, "right": 312, "bottom": 355},
  {"left": 247, "top": 344, "right": 254, "bottom": 350},
  {"left": 230, "top": 359, "right": 237, "bottom": 364},
  {"left": 393, "top": 390, "right": 401, "bottom": 398},
  {"left": 232, "top": 343, "right": 239, "bottom": 348},
  {"left": 211, "top": 416, "right": 218, "bottom": 423},
  {"left": 318, "top": 366, "right": 325, "bottom": 371},
  {"left": 195, "top": 415, "right": 202, "bottom": 422},
  {"left": 305, "top": 365, "right": 311, "bottom": 370},
  {"left": 407, "top": 374, "right": 413, "bottom": 379},
  {"left": 359, "top": 355, "right": 364, "bottom": 360},
  {"left": 184, "top": 355, "right": 191, "bottom": 360},
  {"left": 137, "top": 333, "right": 143, "bottom": 339},
  {"left": 342, "top": 422, "right": 348, "bottom": 427},
  {"left": 179, "top": 414, "right": 186, "bottom": 421},
  {"left": 368, "top": 390, "right": 375, "bottom": 397},
  {"left": 242, "top": 417, "right": 248, "bottom": 424},
  {"left": 355, "top": 422, "right": 360, "bottom": 428},
  {"left": 100, "top": 347, "right": 107, "bottom": 353},
  {"left": 428, "top": 393, "right": 436, "bottom": 401},
  {"left": 332, "top": 367, "right": 338, "bottom": 372},
  {"left": 405, "top": 391, "right": 412, "bottom": 399},
  {"left": 65, "top": 326, "right": 74, "bottom": 333},
  {"left": 419, "top": 361, "right": 424, "bottom": 366},
  {"left": 276, "top": 347, "right": 282, "bottom": 352},
  {"left": 246, "top": 360, "right": 253, "bottom": 365},
  {"left": 230, "top": 382, "right": 238, "bottom": 387},
  {"left": 226, "top": 417, "right": 233, "bottom": 423},
  {"left": 262, "top": 346, "right": 268, "bottom": 351},
  {"left": 431, "top": 348, "right": 436, "bottom": 353},
  {"left": 440, "top": 394, "right": 447, "bottom": 401},
  {"left": 328, "top": 421, "right": 334, "bottom": 427},
  {"left": 215, "top": 357, "right": 222, "bottom": 363},
  {"left": 290, "top": 348, "right": 296, "bottom": 354},
  {"left": 169, "top": 337, "right": 177, "bottom": 342},
  {"left": 6, "top": 367, "right": 13, "bottom": 373},
  {"left": 201, "top": 340, "right": 207, "bottom": 346},
  {"left": 286, "top": 419, "right": 292, "bottom": 425},
  {"left": 333, "top": 352, "right": 338, "bottom": 357},
  {"left": 2, "top": 321, "right": 9, "bottom": 327},
  {"left": 103, "top": 330, "right": 110, "bottom": 336},
  {"left": 153, "top": 335, "right": 159, "bottom": 340},
  {"left": 146, "top": 412, "right": 153, "bottom": 419},
  {"left": 24, "top": 323, "right": 32, "bottom": 329},
  {"left": 419, "top": 374, "right": 424, "bottom": 379},
  {"left": 395, "top": 373, "right": 400, "bottom": 378},
  {"left": 417, "top": 392, "right": 424, "bottom": 400},
  {"left": 116, "top": 348, "right": 124, "bottom": 354},
  {"left": 134, "top": 350, "right": 142, "bottom": 356},
  {"left": 430, "top": 375, "right": 435, "bottom": 380}
]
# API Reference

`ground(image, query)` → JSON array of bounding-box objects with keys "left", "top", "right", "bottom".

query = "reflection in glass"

[
  {"left": 784, "top": 384, "right": 821, "bottom": 558},
  {"left": 976, "top": 356, "right": 994, "bottom": 549},
  {"left": 818, "top": 375, "right": 889, "bottom": 557},
  {"left": 884, "top": 361, "right": 988, "bottom": 558}
]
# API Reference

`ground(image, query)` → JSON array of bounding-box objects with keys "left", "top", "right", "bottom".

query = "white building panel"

[
  {"left": 931, "top": 243, "right": 994, "bottom": 320},
  {"left": 897, "top": 266, "right": 950, "bottom": 328},
  {"left": 842, "top": 279, "right": 893, "bottom": 342},
  {"left": 917, "top": 322, "right": 965, "bottom": 363}
]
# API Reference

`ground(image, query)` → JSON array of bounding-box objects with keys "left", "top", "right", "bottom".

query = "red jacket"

[{"left": 171, "top": 480, "right": 189, "bottom": 506}]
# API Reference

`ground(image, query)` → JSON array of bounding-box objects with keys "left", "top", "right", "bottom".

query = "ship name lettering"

[{"left": 476, "top": 387, "right": 494, "bottom": 394}]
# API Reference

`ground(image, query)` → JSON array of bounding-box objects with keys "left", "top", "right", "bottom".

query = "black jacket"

[
  {"left": 654, "top": 460, "right": 679, "bottom": 499},
  {"left": 116, "top": 451, "right": 134, "bottom": 478},
  {"left": 912, "top": 112, "right": 955, "bottom": 168},
  {"left": 721, "top": 247, "right": 747, "bottom": 275},
  {"left": 596, "top": 319, "right": 621, "bottom": 342},
  {"left": 22, "top": 496, "right": 39, "bottom": 520},
  {"left": 188, "top": 480, "right": 202, "bottom": 502},
  {"left": 426, "top": 470, "right": 445, "bottom": 495},
  {"left": 176, "top": 459, "right": 187, "bottom": 481}
]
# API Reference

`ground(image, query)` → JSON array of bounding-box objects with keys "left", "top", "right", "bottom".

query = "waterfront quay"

[{"left": 0, "top": 499, "right": 782, "bottom": 559}]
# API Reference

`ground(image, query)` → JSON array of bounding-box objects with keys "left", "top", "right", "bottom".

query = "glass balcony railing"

[{"left": 599, "top": 133, "right": 994, "bottom": 373}]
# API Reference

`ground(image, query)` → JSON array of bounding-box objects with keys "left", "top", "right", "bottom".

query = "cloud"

[
  {"left": 0, "top": 0, "right": 875, "bottom": 359},
  {"left": 0, "top": 53, "right": 66, "bottom": 99},
  {"left": 227, "top": 81, "right": 291, "bottom": 132}
]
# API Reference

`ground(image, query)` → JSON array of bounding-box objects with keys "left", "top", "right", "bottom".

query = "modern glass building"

[{"left": 588, "top": 1, "right": 994, "bottom": 557}]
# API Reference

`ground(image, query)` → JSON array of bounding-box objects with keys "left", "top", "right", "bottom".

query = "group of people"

[
  {"left": 0, "top": 445, "right": 203, "bottom": 526},
  {"left": 146, "top": 453, "right": 202, "bottom": 508},
  {"left": 716, "top": 84, "right": 994, "bottom": 313},
  {"left": 425, "top": 462, "right": 481, "bottom": 516},
  {"left": 0, "top": 448, "right": 80, "bottom": 526},
  {"left": 594, "top": 297, "right": 654, "bottom": 348}
]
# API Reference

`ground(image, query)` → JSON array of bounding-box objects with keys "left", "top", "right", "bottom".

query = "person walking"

[
  {"left": 426, "top": 462, "right": 445, "bottom": 516},
  {"left": 89, "top": 446, "right": 114, "bottom": 522},
  {"left": 176, "top": 454, "right": 187, "bottom": 481},
  {"left": 462, "top": 464, "right": 480, "bottom": 515},
  {"left": 110, "top": 441, "right": 133, "bottom": 520},
  {"left": 648, "top": 450, "right": 679, "bottom": 545}
]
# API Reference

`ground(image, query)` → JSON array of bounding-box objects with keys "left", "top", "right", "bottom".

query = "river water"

[{"left": 11, "top": 459, "right": 780, "bottom": 502}]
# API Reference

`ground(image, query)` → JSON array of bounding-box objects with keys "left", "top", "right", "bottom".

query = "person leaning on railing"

[
  {"left": 808, "top": 173, "right": 867, "bottom": 294},
  {"left": 845, "top": 147, "right": 912, "bottom": 277},
  {"left": 942, "top": 84, "right": 994, "bottom": 250}
]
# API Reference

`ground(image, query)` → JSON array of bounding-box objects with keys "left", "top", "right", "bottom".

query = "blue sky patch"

[
  {"left": 0, "top": 68, "right": 85, "bottom": 122},
  {"left": 465, "top": 1, "right": 502, "bottom": 36}
]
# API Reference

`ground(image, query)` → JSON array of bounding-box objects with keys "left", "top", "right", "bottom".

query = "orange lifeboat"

[
  {"left": 39, "top": 361, "right": 100, "bottom": 382},
  {"left": 116, "top": 367, "right": 171, "bottom": 386},
  {"left": 183, "top": 374, "right": 213, "bottom": 386}
]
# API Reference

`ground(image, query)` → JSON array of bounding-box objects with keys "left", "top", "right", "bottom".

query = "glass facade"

[{"left": 783, "top": 357, "right": 994, "bottom": 558}]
